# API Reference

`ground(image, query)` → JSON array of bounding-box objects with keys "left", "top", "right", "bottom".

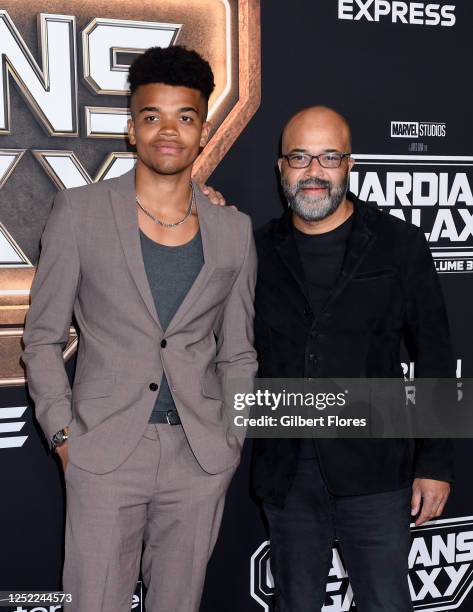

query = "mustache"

[{"left": 296, "top": 178, "right": 331, "bottom": 191}]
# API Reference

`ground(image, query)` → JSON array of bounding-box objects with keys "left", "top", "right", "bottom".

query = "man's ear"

[
  {"left": 200, "top": 121, "right": 212, "bottom": 148},
  {"left": 348, "top": 156, "right": 355, "bottom": 171},
  {"left": 127, "top": 117, "right": 136, "bottom": 146},
  {"left": 277, "top": 158, "right": 283, "bottom": 173}
]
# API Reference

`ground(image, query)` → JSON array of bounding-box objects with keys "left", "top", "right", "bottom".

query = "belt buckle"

[{"left": 166, "top": 410, "right": 179, "bottom": 426}]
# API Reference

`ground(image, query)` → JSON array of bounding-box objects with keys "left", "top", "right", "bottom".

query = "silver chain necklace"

[{"left": 135, "top": 183, "right": 195, "bottom": 228}]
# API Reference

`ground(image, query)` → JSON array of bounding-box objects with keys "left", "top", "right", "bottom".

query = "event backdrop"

[{"left": 1, "top": 1, "right": 472, "bottom": 610}]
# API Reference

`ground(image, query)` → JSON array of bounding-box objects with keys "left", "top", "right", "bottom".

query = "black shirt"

[
  {"left": 293, "top": 214, "right": 354, "bottom": 458},
  {"left": 293, "top": 214, "right": 354, "bottom": 319}
]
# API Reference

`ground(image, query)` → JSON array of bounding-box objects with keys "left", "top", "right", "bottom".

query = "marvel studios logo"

[{"left": 391, "top": 121, "right": 446, "bottom": 138}]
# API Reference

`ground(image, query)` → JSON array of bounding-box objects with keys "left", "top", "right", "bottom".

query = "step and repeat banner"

[{"left": 1, "top": 1, "right": 472, "bottom": 610}]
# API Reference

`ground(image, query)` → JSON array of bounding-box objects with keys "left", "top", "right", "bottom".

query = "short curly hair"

[{"left": 128, "top": 45, "right": 215, "bottom": 102}]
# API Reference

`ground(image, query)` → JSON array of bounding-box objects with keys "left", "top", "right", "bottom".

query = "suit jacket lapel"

[
  {"left": 272, "top": 197, "right": 378, "bottom": 316},
  {"left": 321, "top": 196, "right": 377, "bottom": 308},
  {"left": 165, "top": 183, "right": 217, "bottom": 335},
  {"left": 108, "top": 168, "right": 163, "bottom": 330}
]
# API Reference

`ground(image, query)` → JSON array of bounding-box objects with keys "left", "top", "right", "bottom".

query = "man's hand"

[
  {"left": 198, "top": 184, "right": 237, "bottom": 209},
  {"left": 411, "top": 478, "right": 450, "bottom": 526},
  {"left": 55, "top": 442, "right": 68, "bottom": 473}
]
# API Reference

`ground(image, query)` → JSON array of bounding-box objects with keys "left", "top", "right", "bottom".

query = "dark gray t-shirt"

[{"left": 139, "top": 229, "right": 204, "bottom": 422}]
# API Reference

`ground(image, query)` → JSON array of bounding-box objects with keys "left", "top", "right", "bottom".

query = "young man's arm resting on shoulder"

[{"left": 200, "top": 184, "right": 237, "bottom": 209}]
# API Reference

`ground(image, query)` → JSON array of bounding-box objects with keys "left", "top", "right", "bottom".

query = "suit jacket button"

[
  {"left": 149, "top": 382, "right": 159, "bottom": 391},
  {"left": 160, "top": 339, "right": 167, "bottom": 348}
]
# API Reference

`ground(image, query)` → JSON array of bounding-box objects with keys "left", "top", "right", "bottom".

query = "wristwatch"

[{"left": 51, "top": 426, "right": 69, "bottom": 449}]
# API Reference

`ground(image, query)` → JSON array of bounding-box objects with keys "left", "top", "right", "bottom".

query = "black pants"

[{"left": 263, "top": 457, "right": 413, "bottom": 612}]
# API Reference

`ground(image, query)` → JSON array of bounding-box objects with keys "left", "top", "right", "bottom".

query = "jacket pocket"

[{"left": 72, "top": 377, "right": 115, "bottom": 400}]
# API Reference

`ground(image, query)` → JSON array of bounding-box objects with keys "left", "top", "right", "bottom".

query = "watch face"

[{"left": 53, "top": 430, "right": 65, "bottom": 445}]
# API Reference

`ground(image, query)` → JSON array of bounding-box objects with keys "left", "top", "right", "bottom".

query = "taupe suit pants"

[{"left": 63, "top": 423, "right": 237, "bottom": 612}]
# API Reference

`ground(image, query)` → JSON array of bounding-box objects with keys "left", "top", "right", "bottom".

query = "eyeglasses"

[{"left": 282, "top": 152, "right": 351, "bottom": 169}]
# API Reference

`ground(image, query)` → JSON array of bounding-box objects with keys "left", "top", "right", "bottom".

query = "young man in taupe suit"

[{"left": 21, "top": 46, "right": 257, "bottom": 612}]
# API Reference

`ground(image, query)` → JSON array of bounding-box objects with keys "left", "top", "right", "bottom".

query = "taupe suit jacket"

[{"left": 22, "top": 168, "right": 258, "bottom": 475}]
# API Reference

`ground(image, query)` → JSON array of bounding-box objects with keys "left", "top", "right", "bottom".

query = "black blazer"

[{"left": 251, "top": 193, "right": 454, "bottom": 506}]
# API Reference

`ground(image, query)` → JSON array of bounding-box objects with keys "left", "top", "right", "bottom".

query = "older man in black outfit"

[{"left": 250, "top": 106, "right": 453, "bottom": 611}]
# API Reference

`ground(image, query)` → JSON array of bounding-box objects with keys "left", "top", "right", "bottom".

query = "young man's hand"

[
  {"left": 55, "top": 442, "right": 69, "bottom": 473},
  {"left": 411, "top": 478, "right": 450, "bottom": 526},
  {"left": 198, "top": 184, "right": 237, "bottom": 209}
]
